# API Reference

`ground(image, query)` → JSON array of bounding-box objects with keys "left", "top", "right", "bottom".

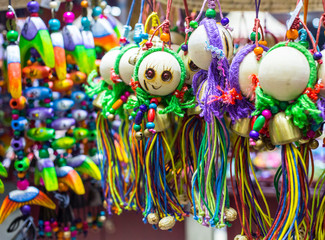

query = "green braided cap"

[
  {"left": 253, "top": 41, "right": 321, "bottom": 130},
  {"left": 126, "top": 46, "right": 194, "bottom": 117}
]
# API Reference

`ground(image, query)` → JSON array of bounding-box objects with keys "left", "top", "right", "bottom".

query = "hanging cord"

[
  {"left": 251, "top": 0, "right": 266, "bottom": 60},
  {"left": 126, "top": 0, "right": 135, "bottom": 26},
  {"left": 314, "top": 0, "right": 325, "bottom": 53},
  {"left": 138, "top": 0, "right": 146, "bottom": 23}
]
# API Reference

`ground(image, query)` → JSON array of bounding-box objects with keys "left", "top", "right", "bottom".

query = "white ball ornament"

[
  {"left": 118, "top": 47, "right": 139, "bottom": 85},
  {"left": 170, "top": 31, "right": 185, "bottom": 45},
  {"left": 258, "top": 46, "right": 310, "bottom": 101},
  {"left": 137, "top": 51, "right": 182, "bottom": 96},
  {"left": 49, "top": 1, "right": 58, "bottom": 9},
  {"left": 188, "top": 24, "right": 233, "bottom": 70},
  {"left": 100, "top": 49, "right": 120, "bottom": 84},
  {"left": 178, "top": 49, "right": 200, "bottom": 85},
  {"left": 238, "top": 51, "right": 264, "bottom": 97},
  {"left": 317, "top": 49, "right": 325, "bottom": 98}
]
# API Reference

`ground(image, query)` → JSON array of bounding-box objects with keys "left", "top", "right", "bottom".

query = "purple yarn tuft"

[
  {"left": 227, "top": 44, "right": 269, "bottom": 121},
  {"left": 191, "top": 17, "right": 229, "bottom": 122},
  {"left": 318, "top": 97, "right": 325, "bottom": 119}
]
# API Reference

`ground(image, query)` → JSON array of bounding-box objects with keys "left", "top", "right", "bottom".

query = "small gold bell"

[
  {"left": 309, "top": 139, "right": 319, "bottom": 149},
  {"left": 92, "top": 91, "right": 106, "bottom": 109},
  {"left": 107, "top": 114, "right": 115, "bottom": 122},
  {"left": 253, "top": 139, "right": 265, "bottom": 151},
  {"left": 154, "top": 105, "right": 171, "bottom": 132},
  {"left": 135, "top": 132, "right": 143, "bottom": 140},
  {"left": 269, "top": 112, "right": 301, "bottom": 145},
  {"left": 231, "top": 118, "right": 252, "bottom": 138},
  {"left": 187, "top": 81, "right": 207, "bottom": 116}
]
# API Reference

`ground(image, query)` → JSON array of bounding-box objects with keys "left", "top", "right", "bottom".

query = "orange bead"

[
  {"left": 81, "top": 0, "right": 88, "bottom": 8},
  {"left": 17, "top": 171, "right": 26, "bottom": 178},
  {"left": 149, "top": 28, "right": 159, "bottom": 36},
  {"left": 258, "top": 40, "right": 267, "bottom": 46},
  {"left": 286, "top": 29, "right": 299, "bottom": 40},
  {"left": 58, "top": 182, "right": 69, "bottom": 192},
  {"left": 27, "top": 60, "right": 32, "bottom": 66},
  {"left": 160, "top": 33, "right": 170, "bottom": 42},
  {"left": 254, "top": 47, "right": 264, "bottom": 55}
]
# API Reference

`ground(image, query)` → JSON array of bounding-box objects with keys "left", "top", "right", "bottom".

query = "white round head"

[
  {"left": 118, "top": 47, "right": 139, "bottom": 85},
  {"left": 188, "top": 23, "right": 234, "bottom": 70},
  {"left": 100, "top": 49, "right": 120, "bottom": 84},
  {"left": 178, "top": 49, "right": 200, "bottom": 85},
  {"left": 170, "top": 31, "right": 185, "bottom": 45},
  {"left": 138, "top": 51, "right": 182, "bottom": 96},
  {"left": 317, "top": 49, "right": 325, "bottom": 98},
  {"left": 238, "top": 51, "right": 265, "bottom": 97},
  {"left": 259, "top": 46, "right": 310, "bottom": 101}
]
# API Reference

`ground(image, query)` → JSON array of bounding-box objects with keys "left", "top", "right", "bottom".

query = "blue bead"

[
  {"left": 149, "top": 103, "right": 157, "bottom": 109},
  {"left": 133, "top": 35, "right": 142, "bottom": 43},
  {"left": 221, "top": 17, "right": 229, "bottom": 26},
  {"left": 27, "top": 1, "right": 39, "bottom": 13},
  {"left": 92, "top": 6, "right": 102, "bottom": 17},
  {"left": 139, "top": 105, "right": 147, "bottom": 112},
  {"left": 141, "top": 33, "right": 149, "bottom": 40},
  {"left": 249, "top": 130, "right": 259, "bottom": 140},
  {"left": 81, "top": 17, "right": 90, "bottom": 29},
  {"left": 48, "top": 18, "right": 60, "bottom": 31},
  {"left": 313, "top": 52, "right": 322, "bottom": 60},
  {"left": 181, "top": 44, "right": 188, "bottom": 51},
  {"left": 146, "top": 122, "right": 155, "bottom": 129}
]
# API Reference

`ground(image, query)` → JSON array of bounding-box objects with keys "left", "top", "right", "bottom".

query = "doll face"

[
  {"left": 119, "top": 47, "right": 139, "bottom": 85},
  {"left": 99, "top": 49, "right": 120, "bottom": 84},
  {"left": 178, "top": 49, "right": 200, "bottom": 85},
  {"left": 138, "top": 51, "right": 181, "bottom": 96}
]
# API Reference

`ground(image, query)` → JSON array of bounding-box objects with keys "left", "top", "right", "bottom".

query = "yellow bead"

[
  {"left": 286, "top": 29, "right": 299, "bottom": 40},
  {"left": 81, "top": 0, "right": 88, "bottom": 8},
  {"left": 254, "top": 47, "right": 264, "bottom": 55},
  {"left": 160, "top": 33, "right": 170, "bottom": 42},
  {"left": 258, "top": 40, "right": 267, "bottom": 46}
]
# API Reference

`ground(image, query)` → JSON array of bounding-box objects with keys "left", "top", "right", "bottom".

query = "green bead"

[
  {"left": 7, "top": 30, "right": 18, "bottom": 42},
  {"left": 109, "top": 108, "right": 115, "bottom": 114},
  {"left": 39, "top": 149, "right": 49, "bottom": 158},
  {"left": 89, "top": 148, "right": 97, "bottom": 156},
  {"left": 12, "top": 110, "right": 19, "bottom": 114},
  {"left": 253, "top": 115, "right": 266, "bottom": 131},
  {"left": 45, "top": 232, "right": 52, "bottom": 237},
  {"left": 250, "top": 32, "right": 261, "bottom": 41},
  {"left": 134, "top": 124, "right": 141, "bottom": 131},
  {"left": 46, "top": 119, "right": 52, "bottom": 124},
  {"left": 279, "top": 102, "right": 288, "bottom": 110},
  {"left": 95, "top": 46, "right": 102, "bottom": 55},
  {"left": 37, "top": 57, "right": 43, "bottom": 63},
  {"left": 205, "top": 8, "right": 216, "bottom": 18},
  {"left": 45, "top": 103, "right": 51, "bottom": 108},
  {"left": 271, "top": 106, "right": 279, "bottom": 114},
  {"left": 14, "top": 131, "right": 21, "bottom": 136},
  {"left": 57, "top": 158, "right": 67, "bottom": 167},
  {"left": 44, "top": 83, "right": 49, "bottom": 87},
  {"left": 299, "top": 40, "right": 309, "bottom": 49},
  {"left": 131, "top": 111, "right": 137, "bottom": 117},
  {"left": 189, "top": 20, "right": 198, "bottom": 29}
]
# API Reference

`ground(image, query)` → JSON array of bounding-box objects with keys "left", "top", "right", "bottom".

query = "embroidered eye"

[
  {"left": 189, "top": 60, "right": 199, "bottom": 72},
  {"left": 161, "top": 71, "right": 172, "bottom": 82},
  {"left": 145, "top": 68, "right": 155, "bottom": 79}
]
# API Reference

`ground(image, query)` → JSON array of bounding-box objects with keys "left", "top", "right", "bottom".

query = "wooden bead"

[
  {"left": 149, "top": 28, "right": 158, "bottom": 36},
  {"left": 112, "top": 99, "right": 123, "bottom": 110},
  {"left": 286, "top": 29, "right": 299, "bottom": 40},
  {"left": 254, "top": 46, "right": 264, "bottom": 55},
  {"left": 160, "top": 33, "right": 170, "bottom": 42}
]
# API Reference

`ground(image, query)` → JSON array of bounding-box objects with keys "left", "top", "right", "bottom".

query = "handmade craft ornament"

[
  {"left": 188, "top": 23, "right": 233, "bottom": 70},
  {"left": 178, "top": 46, "right": 200, "bottom": 85},
  {"left": 258, "top": 45, "right": 311, "bottom": 101},
  {"left": 317, "top": 49, "right": 325, "bottom": 97},
  {"left": 0, "top": 163, "right": 8, "bottom": 194},
  {"left": 137, "top": 51, "right": 182, "bottom": 96},
  {"left": 7, "top": 41, "right": 22, "bottom": 99},
  {"left": 19, "top": 1, "right": 55, "bottom": 67},
  {"left": 100, "top": 48, "right": 121, "bottom": 84}
]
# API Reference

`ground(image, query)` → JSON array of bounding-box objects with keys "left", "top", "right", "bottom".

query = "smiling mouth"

[{"left": 144, "top": 80, "right": 162, "bottom": 90}]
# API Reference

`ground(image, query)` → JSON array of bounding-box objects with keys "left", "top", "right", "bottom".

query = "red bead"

[
  {"left": 150, "top": 98, "right": 158, "bottom": 105},
  {"left": 148, "top": 109, "right": 155, "bottom": 122},
  {"left": 145, "top": 41, "right": 153, "bottom": 49},
  {"left": 120, "top": 37, "right": 127, "bottom": 44},
  {"left": 12, "top": 114, "right": 19, "bottom": 120}
]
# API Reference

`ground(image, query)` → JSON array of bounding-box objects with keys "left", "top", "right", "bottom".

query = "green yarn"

[
  {"left": 84, "top": 70, "right": 108, "bottom": 97},
  {"left": 126, "top": 47, "right": 194, "bottom": 116},
  {"left": 253, "top": 41, "right": 321, "bottom": 130}
]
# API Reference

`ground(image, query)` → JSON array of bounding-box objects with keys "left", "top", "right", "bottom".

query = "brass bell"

[
  {"left": 309, "top": 139, "right": 319, "bottom": 150},
  {"left": 187, "top": 81, "right": 207, "bottom": 116},
  {"left": 154, "top": 105, "right": 171, "bottom": 132},
  {"left": 253, "top": 139, "right": 265, "bottom": 151},
  {"left": 231, "top": 118, "right": 252, "bottom": 138},
  {"left": 269, "top": 112, "right": 301, "bottom": 145},
  {"left": 92, "top": 91, "right": 106, "bottom": 109}
]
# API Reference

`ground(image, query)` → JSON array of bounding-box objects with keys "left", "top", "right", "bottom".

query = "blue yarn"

[
  {"left": 126, "top": 0, "right": 136, "bottom": 26},
  {"left": 138, "top": 0, "right": 146, "bottom": 23}
]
